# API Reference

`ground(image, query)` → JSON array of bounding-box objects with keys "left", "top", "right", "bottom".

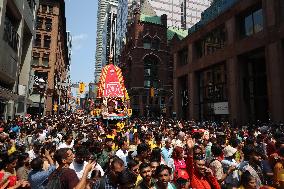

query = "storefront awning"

[
  {"left": 0, "top": 86, "right": 18, "bottom": 101},
  {"left": 0, "top": 87, "right": 33, "bottom": 105}
]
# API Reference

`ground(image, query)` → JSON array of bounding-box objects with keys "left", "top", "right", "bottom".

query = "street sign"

[
  {"left": 57, "top": 82, "right": 71, "bottom": 87},
  {"left": 71, "top": 84, "right": 79, "bottom": 88},
  {"left": 213, "top": 102, "right": 229, "bottom": 115}
]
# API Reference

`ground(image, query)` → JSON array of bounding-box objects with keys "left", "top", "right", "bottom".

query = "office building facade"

[
  {"left": 173, "top": 0, "right": 284, "bottom": 124},
  {"left": 0, "top": 0, "right": 38, "bottom": 120}
]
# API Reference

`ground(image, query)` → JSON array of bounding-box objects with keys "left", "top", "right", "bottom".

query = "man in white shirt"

[
  {"left": 115, "top": 138, "right": 129, "bottom": 167},
  {"left": 28, "top": 142, "right": 42, "bottom": 161},
  {"left": 38, "top": 129, "right": 47, "bottom": 142},
  {"left": 161, "top": 138, "right": 173, "bottom": 165},
  {"left": 70, "top": 147, "right": 104, "bottom": 179},
  {"left": 58, "top": 133, "right": 74, "bottom": 149}
]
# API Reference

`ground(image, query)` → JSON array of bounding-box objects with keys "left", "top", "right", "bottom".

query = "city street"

[{"left": 0, "top": 0, "right": 283, "bottom": 189}]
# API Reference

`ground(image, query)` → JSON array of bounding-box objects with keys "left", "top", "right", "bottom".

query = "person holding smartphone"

[{"left": 69, "top": 147, "right": 104, "bottom": 179}]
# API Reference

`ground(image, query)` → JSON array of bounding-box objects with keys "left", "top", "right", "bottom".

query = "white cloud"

[
  {"left": 72, "top": 34, "right": 88, "bottom": 50},
  {"left": 73, "top": 34, "right": 88, "bottom": 41}
]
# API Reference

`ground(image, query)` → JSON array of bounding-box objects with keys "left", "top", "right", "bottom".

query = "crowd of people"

[{"left": 0, "top": 113, "right": 283, "bottom": 189}]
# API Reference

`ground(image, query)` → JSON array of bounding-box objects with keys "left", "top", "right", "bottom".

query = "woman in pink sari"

[{"left": 168, "top": 146, "right": 189, "bottom": 181}]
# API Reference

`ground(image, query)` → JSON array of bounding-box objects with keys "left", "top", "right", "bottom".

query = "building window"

[
  {"left": 144, "top": 68, "right": 151, "bottom": 77},
  {"left": 47, "top": 5, "right": 53, "bottom": 14},
  {"left": 36, "top": 17, "right": 43, "bottom": 29},
  {"left": 44, "top": 36, "right": 51, "bottom": 48},
  {"left": 131, "top": 96, "right": 139, "bottom": 106},
  {"left": 42, "top": 53, "right": 49, "bottom": 67},
  {"left": 32, "top": 52, "right": 40, "bottom": 66},
  {"left": 144, "top": 80, "right": 151, "bottom": 88},
  {"left": 178, "top": 48, "right": 188, "bottom": 65},
  {"left": 242, "top": 8, "right": 263, "bottom": 37},
  {"left": 144, "top": 55, "right": 159, "bottom": 88},
  {"left": 180, "top": 1, "right": 186, "bottom": 29},
  {"left": 281, "top": 1, "right": 284, "bottom": 22},
  {"left": 152, "top": 37, "right": 160, "bottom": 50},
  {"left": 143, "top": 36, "right": 151, "bottom": 49},
  {"left": 199, "top": 64, "right": 228, "bottom": 120},
  {"left": 3, "top": 15, "right": 19, "bottom": 51},
  {"left": 196, "top": 26, "right": 226, "bottom": 58},
  {"left": 45, "top": 18, "right": 52, "bottom": 31},
  {"left": 41, "top": 4, "right": 47, "bottom": 13},
  {"left": 34, "top": 34, "right": 41, "bottom": 47},
  {"left": 142, "top": 96, "right": 147, "bottom": 104}
]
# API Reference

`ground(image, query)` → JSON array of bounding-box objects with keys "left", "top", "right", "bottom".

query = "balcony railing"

[{"left": 3, "top": 17, "right": 19, "bottom": 52}]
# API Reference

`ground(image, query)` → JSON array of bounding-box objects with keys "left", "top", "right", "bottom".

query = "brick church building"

[{"left": 120, "top": 7, "right": 187, "bottom": 117}]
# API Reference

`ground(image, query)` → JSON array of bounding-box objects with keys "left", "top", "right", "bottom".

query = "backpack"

[{"left": 46, "top": 169, "right": 64, "bottom": 189}]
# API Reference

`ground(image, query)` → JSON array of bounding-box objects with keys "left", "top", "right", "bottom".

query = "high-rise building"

[
  {"left": 116, "top": 0, "right": 138, "bottom": 64},
  {"left": 95, "top": 0, "right": 118, "bottom": 83},
  {"left": 29, "top": 0, "right": 70, "bottom": 116},
  {"left": 116, "top": 0, "right": 212, "bottom": 67},
  {"left": 102, "top": 2, "right": 118, "bottom": 66},
  {"left": 146, "top": 0, "right": 212, "bottom": 29}
]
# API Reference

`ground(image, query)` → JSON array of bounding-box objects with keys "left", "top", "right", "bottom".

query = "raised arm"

[
  {"left": 185, "top": 137, "right": 195, "bottom": 178},
  {"left": 74, "top": 160, "right": 95, "bottom": 189}
]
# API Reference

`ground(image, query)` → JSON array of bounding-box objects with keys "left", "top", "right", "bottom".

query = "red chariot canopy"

[{"left": 97, "top": 64, "right": 128, "bottom": 98}]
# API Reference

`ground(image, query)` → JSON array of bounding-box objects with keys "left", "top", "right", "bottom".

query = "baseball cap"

[{"left": 177, "top": 169, "right": 189, "bottom": 180}]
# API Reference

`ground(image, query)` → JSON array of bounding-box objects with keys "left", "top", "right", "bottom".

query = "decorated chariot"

[{"left": 92, "top": 57, "right": 132, "bottom": 121}]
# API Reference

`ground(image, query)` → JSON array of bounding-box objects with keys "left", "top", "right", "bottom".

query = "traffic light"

[
  {"left": 79, "top": 82, "right": 85, "bottom": 94},
  {"left": 76, "top": 98, "right": 80, "bottom": 104},
  {"left": 53, "top": 104, "right": 58, "bottom": 112}
]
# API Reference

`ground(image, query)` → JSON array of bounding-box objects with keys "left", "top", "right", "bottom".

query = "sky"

[{"left": 65, "top": 0, "right": 98, "bottom": 84}]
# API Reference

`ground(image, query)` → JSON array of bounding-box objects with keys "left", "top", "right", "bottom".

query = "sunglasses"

[{"left": 193, "top": 154, "right": 205, "bottom": 160}]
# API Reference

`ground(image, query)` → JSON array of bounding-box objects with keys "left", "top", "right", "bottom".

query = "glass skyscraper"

[
  {"left": 148, "top": 0, "right": 212, "bottom": 29},
  {"left": 115, "top": 0, "right": 138, "bottom": 66},
  {"left": 95, "top": 0, "right": 118, "bottom": 83}
]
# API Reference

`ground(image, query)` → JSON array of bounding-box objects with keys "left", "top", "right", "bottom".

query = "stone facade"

[
  {"left": 173, "top": 0, "right": 284, "bottom": 124},
  {"left": 29, "top": 0, "right": 69, "bottom": 115}
]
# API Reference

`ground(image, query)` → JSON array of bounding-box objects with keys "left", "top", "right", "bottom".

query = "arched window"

[
  {"left": 152, "top": 37, "right": 160, "bottom": 50},
  {"left": 144, "top": 55, "right": 159, "bottom": 88},
  {"left": 143, "top": 36, "right": 151, "bottom": 49}
]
